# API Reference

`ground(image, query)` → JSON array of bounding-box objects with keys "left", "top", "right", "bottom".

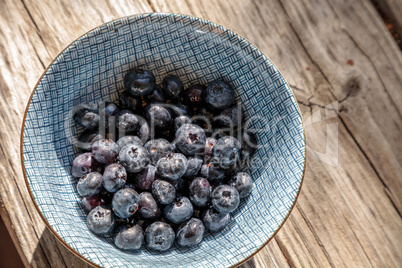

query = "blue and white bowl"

[{"left": 21, "top": 13, "right": 305, "bottom": 268}]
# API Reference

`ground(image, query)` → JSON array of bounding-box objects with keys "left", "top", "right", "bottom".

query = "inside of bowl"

[{"left": 22, "top": 13, "right": 305, "bottom": 268}]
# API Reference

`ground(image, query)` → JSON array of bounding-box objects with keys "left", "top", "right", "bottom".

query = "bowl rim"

[{"left": 20, "top": 12, "right": 306, "bottom": 268}]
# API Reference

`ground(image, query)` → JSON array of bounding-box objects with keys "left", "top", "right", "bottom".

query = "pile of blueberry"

[{"left": 71, "top": 69, "right": 257, "bottom": 252}]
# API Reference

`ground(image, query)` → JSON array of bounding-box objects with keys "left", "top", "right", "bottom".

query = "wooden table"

[{"left": 0, "top": 0, "right": 401, "bottom": 267}]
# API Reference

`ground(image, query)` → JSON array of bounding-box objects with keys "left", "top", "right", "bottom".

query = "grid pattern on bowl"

[{"left": 22, "top": 13, "right": 305, "bottom": 268}]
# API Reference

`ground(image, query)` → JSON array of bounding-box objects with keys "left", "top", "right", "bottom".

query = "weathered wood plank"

[
  {"left": 0, "top": 0, "right": 400, "bottom": 267},
  {"left": 370, "top": 0, "right": 402, "bottom": 44}
]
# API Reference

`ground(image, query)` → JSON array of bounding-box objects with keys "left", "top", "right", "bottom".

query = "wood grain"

[{"left": 0, "top": 0, "right": 401, "bottom": 267}]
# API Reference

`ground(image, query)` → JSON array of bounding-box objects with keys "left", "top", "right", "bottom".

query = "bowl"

[{"left": 21, "top": 13, "right": 305, "bottom": 268}]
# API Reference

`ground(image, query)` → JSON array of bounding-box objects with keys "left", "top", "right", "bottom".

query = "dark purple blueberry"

[
  {"left": 163, "top": 196, "right": 193, "bottom": 224},
  {"left": 92, "top": 139, "right": 119, "bottom": 164},
  {"left": 98, "top": 102, "right": 120, "bottom": 130},
  {"left": 162, "top": 74, "right": 184, "bottom": 101},
  {"left": 176, "top": 218, "right": 205, "bottom": 247},
  {"left": 204, "top": 137, "right": 217, "bottom": 156},
  {"left": 136, "top": 116, "right": 152, "bottom": 143},
  {"left": 119, "top": 144, "right": 150, "bottom": 173},
  {"left": 146, "top": 104, "right": 172, "bottom": 129},
  {"left": 189, "top": 177, "right": 211, "bottom": 207},
  {"left": 169, "top": 103, "right": 190, "bottom": 117},
  {"left": 98, "top": 189, "right": 114, "bottom": 204},
  {"left": 71, "top": 152, "right": 102, "bottom": 178},
  {"left": 139, "top": 192, "right": 161, "bottom": 220},
  {"left": 183, "top": 84, "right": 205, "bottom": 107},
  {"left": 81, "top": 195, "right": 105, "bottom": 214},
  {"left": 144, "top": 85, "right": 166, "bottom": 103},
  {"left": 112, "top": 188, "right": 140, "bottom": 219},
  {"left": 116, "top": 110, "right": 139, "bottom": 133},
  {"left": 211, "top": 185, "right": 240, "bottom": 213},
  {"left": 119, "top": 90, "right": 142, "bottom": 112},
  {"left": 102, "top": 163, "right": 127, "bottom": 192},
  {"left": 203, "top": 80, "right": 235, "bottom": 110},
  {"left": 76, "top": 131, "right": 104, "bottom": 152},
  {"left": 175, "top": 124, "right": 206, "bottom": 156},
  {"left": 152, "top": 180, "right": 176, "bottom": 205},
  {"left": 77, "top": 172, "right": 103, "bottom": 197},
  {"left": 200, "top": 158, "right": 225, "bottom": 183},
  {"left": 202, "top": 208, "right": 231, "bottom": 232},
  {"left": 87, "top": 205, "right": 115, "bottom": 234},
  {"left": 144, "top": 139, "right": 173, "bottom": 165},
  {"left": 242, "top": 131, "right": 258, "bottom": 158},
  {"left": 170, "top": 178, "right": 188, "bottom": 194},
  {"left": 73, "top": 103, "right": 99, "bottom": 130},
  {"left": 145, "top": 221, "right": 175, "bottom": 251},
  {"left": 124, "top": 69, "right": 155, "bottom": 96},
  {"left": 174, "top": 115, "right": 191, "bottom": 131},
  {"left": 135, "top": 165, "right": 156, "bottom": 190},
  {"left": 213, "top": 136, "right": 241, "bottom": 169},
  {"left": 114, "top": 224, "right": 144, "bottom": 250},
  {"left": 183, "top": 157, "right": 203, "bottom": 179},
  {"left": 130, "top": 213, "right": 153, "bottom": 230},
  {"left": 156, "top": 153, "right": 188, "bottom": 181},
  {"left": 116, "top": 135, "right": 143, "bottom": 151},
  {"left": 215, "top": 104, "right": 243, "bottom": 128},
  {"left": 228, "top": 172, "right": 253, "bottom": 198}
]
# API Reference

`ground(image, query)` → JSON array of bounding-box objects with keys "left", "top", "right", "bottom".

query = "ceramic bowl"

[{"left": 21, "top": 13, "right": 305, "bottom": 268}]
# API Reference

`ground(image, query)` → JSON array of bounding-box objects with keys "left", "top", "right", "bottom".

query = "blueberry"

[
  {"left": 135, "top": 164, "right": 156, "bottom": 190},
  {"left": 189, "top": 177, "right": 211, "bottom": 207},
  {"left": 183, "top": 157, "right": 203, "bottom": 179},
  {"left": 144, "top": 139, "right": 173, "bottom": 165},
  {"left": 204, "top": 137, "right": 217, "bottom": 156},
  {"left": 144, "top": 85, "right": 166, "bottom": 103},
  {"left": 76, "top": 131, "right": 104, "bottom": 152},
  {"left": 162, "top": 74, "right": 184, "bottom": 101},
  {"left": 200, "top": 158, "right": 225, "bottom": 183},
  {"left": 213, "top": 136, "right": 241, "bottom": 168},
  {"left": 163, "top": 196, "right": 193, "bottom": 224},
  {"left": 139, "top": 192, "right": 161, "bottom": 220},
  {"left": 211, "top": 185, "right": 240, "bottom": 213},
  {"left": 176, "top": 218, "right": 205, "bottom": 247},
  {"left": 71, "top": 152, "right": 102, "bottom": 178},
  {"left": 98, "top": 102, "right": 120, "bottom": 130},
  {"left": 156, "top": 153, "right": 188, "bottom": 181},
  {"left": 124, "top": 69, "right": 155, "bottom": 96},
  {"left": 119, "top": 144, "right": 150, "bottom": 173},
  {"left": 145, "top": 221, "right": 175, "bottom": 251},
  {"left": 203, "top": 80, "right": 235, "bottom": 110},
  {"left": 73, "top": 103, "right": 99, "bottom": 130},
  {"left": 77, "top": 172, "right": 102, "bottom": 197},
  {"left": 116, "top": 135, "right": 143, "bottom": 151},
  {"left": 169, "top": 103, "right": 190, "bottom": 117},
  {"left": 87, "top": 205, "right": 115, "bottom": 234},
  {"left": 114, "top": 224, "right": 144, "bottom": 250},
  {"left": 81, "top": 195, "right": 104, "bottom": 214},
  {"left": 174, "top": 116, "right": 191, "bottom": 131},
  {"left": 136, "top": 116, "right": 152, "bottom": 143},
  {"left": 112, "top": 188, "right": 140, "bottom": 219},
  {"left": 202, "top": 208, "right": 231, "bottom": 232},
  {"left": 92, "top": 139, "right": 119, "bottom": 164},
  {"left": 146, "top": 104, "right": 172, "bottom": 129},
  {"left": 183, "top": 84, "right": 205, "bottom": 107},
  {"left": 102, "top": 163, "right": 127, "bottom": 192},
  {"left": 152, "top": 180, "right": 176, "bottom": 205},
  {"left": 175, "top": 124, "right": 206, "bottom": 156},
  {"left": 119, "top": 90, "right": 142, "bottom": 112},
  {"left": 116, "top": 110, "right": 139, "bottom": 133},
  {"left": 228, "top": 172, "right": 253, "bottom": 198},
  {"left": 215, "top": 105, "right": 243, "bottom": 128}
]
